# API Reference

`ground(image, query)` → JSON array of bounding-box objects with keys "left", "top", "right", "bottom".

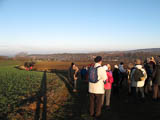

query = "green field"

[
  {"left": 0, "top": 61, "right": 43, "bottom": 118},
  {"left": 0, "top": 60, "right": 69, "bottom": 120}
]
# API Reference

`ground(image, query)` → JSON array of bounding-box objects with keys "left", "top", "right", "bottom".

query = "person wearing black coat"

[
  {"left": 152, "top": 60, "right": 160, "bottom": 101},
  {"left": 144, "top": 58, "right": 153, "bottom": 94},
  {"left": 113, "top": 65, "right": 120, "bottom": 95}
]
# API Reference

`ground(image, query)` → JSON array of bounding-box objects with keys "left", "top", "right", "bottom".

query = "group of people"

[{"left": 68, "top": 56, "right": 160, "bottom": 119}]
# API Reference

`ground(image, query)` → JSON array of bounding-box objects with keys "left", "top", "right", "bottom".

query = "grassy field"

[
  {"left": 0, "top": 60, "right": 69, "bottom": 120},
  {"left": 0, "top": 61, "right": 42, "bottom": 118}
]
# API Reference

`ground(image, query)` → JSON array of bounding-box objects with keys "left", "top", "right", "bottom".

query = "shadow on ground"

[
  {"left": 0, "top": 71, "right": 48, "bottom": 120},
  {"left": 54, "top": 70, "right": 91, "bottom": 120},
  {"left": 34, "top": 71, "right": 47, "bottom": 120},
  {"left": 54, "top": 70, "right": 160, "bottom": 120}
]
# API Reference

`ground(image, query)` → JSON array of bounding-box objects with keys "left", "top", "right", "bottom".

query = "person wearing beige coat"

[
  {"left": 131, "top": 59, "right": 147, "bottom": 102},
  {"left": 89, "top": 56, "right": 107, "bottom": 118}
]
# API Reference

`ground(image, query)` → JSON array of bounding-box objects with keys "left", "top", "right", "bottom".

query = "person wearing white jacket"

[
  {"left": 89, "top": 56, "right": 107, "bottom": 118},
  {"left": 131, "top": 59, "right": 147, "bottom": 102}
]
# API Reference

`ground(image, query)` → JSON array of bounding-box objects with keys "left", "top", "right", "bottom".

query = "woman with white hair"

[{"left": 102, "top": 64, "right": 114, "bottom": 110}]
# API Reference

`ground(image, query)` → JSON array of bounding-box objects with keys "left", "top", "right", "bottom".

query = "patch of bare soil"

[{"left": 10, "top": 71, "right": 70, "bottom": 120}]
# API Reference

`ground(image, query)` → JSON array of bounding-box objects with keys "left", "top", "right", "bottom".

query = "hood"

[
  {"left": 94, "top": 63, "right": 101, "bottom": 67},
  {"left": 135, "top": 65, "right": 143, "bottom": 69}
]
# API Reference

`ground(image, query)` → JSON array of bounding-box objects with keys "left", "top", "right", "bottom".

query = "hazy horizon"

[
  {"left": 0, "top": 47, "right": 160, "bottom": 57},
  {"left": 0, "top": 0, "right": 160, "bottom": 56}
]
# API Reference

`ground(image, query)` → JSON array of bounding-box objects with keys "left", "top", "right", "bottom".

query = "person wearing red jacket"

[{"left": 102, "top": 64, "right": 114, "bottom": 110}]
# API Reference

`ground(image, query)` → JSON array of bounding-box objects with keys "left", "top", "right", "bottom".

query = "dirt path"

[{"left": 54, "top": 71, "right": 160, "bottom": 120}]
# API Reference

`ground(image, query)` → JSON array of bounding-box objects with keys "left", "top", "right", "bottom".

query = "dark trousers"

[
  {"left": 131, "top": 87, "right": 145, "bottom": 102},
  {"left": 89, "top": 93, "right": 103, "bottom": 117}
]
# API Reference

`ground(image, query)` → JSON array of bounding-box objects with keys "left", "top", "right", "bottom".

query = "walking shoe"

[
  {"left": 94, "top": 115, "right": 101, "bottom": 120},
  {"left": 73, "top": 89, "right": 77, "bottom": 92},
  {"left": 152, "top": 98, "right": 158, "bottom": 102},
  {"left": 105, "top": 105, "right": 111, "bottom": 111},
  {"left": 90, "top": 114, "right": 94, "bottom": 117}
]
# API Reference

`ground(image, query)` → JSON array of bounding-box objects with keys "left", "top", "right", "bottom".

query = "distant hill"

[
  {"left": 126, "top": 48, "right": 160, "bottom": 53},
  {"left": 26, "top": 48, "right": 160, "bottom": 62},
  {"left": 0, "top": 56, "right": 8, "bottom": 60}
]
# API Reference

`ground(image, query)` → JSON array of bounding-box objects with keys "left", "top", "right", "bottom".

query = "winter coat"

[
  {"left": 153, "top": 64, "right": 160, "bottom": 85},
  {"left": 89, "top": 63, "right": 107, "bottom": 94},
  {"left": 104, "top": 71, "right": 114, "bottom": 90},
  {"left": 119, "top": 64, "right": 126, "bottom": 73},
  {"left": 131, "top": 65, "right": 147, "bottom": 87},
  {"left": 113, "top": 68, "right": 120, "bottom": 85}
]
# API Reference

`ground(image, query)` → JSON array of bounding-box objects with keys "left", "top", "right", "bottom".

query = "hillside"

[
  {"left": 127, "top": 48, "right": 160, "bottom": 53},
  {"left": 26, "top": 48, "right": 160, "bottom": 62}
]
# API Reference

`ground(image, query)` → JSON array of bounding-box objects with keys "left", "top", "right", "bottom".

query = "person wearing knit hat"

[
  {"left": 94, "top": 56, "right": 102, "bottom": 63},
  {"left": 89, "top": 56, "right": 107, "bottom": 119}
]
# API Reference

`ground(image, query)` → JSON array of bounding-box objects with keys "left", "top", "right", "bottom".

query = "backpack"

[
  {"left": 88, "top": 66, "right": 101, "bottom": 83},
  {"left": 132, "top": 67, "right": 144, "bottom": 81}
]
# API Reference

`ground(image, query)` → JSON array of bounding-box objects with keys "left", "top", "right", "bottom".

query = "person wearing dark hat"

[{"left": 89, "top": 56, "right": 107, "bottom": 118}]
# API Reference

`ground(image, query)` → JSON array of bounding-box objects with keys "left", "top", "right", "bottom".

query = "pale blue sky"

[{"left": 0, "top": 0, "right": 160, "bottom": 55}]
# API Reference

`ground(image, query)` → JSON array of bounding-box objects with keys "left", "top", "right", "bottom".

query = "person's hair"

[
  {"left": 71, "top": 62, "right": 75, "bottom": 66},
  {"left": 135, "top": 59, "right": 141, "bottom": 65},
  {"left": 120, "top": 62, "right": 124, "bottom": 65},
  {"left": 156, "top": 56, "right": 160, "bottom": 64},
  {"left": 107, "top": 64, "right": 111, "bottom": 68},
  {"left": 114, "top": 64, "right": 118, "bottom": 69},
  {"left": 150, "top": 57, "right": 155, "bottom": 61},
  {"left": 146, "top": 58, "right": 150, "bottom": 63},
  {"left": 94, "top": 56, "right": 102, "bottom": 63},
  {"left": 128, "top": 63, "right": 134, "bottom": 69}
]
